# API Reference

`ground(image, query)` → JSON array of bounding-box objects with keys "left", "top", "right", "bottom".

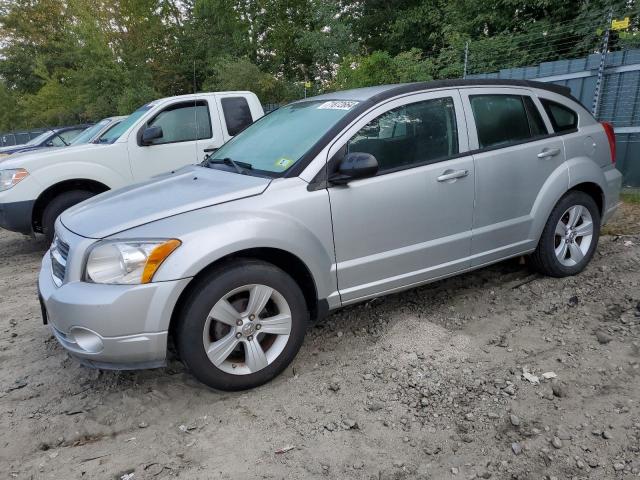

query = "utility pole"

[
  {"left": 463, "top": 41, "right": 469, "bottom": 79},
  {"left": 592, "top": 9, "right": 614, "bottom": 117}
]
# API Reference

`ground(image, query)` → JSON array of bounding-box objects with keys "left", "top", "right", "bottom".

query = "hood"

[
  {"left": 61, "top": 165, "right": 272, "bottom": 238},
  {"left": 1, "top": 146, "right": 45, "bottom": 157},
  {"left": 0, "top": 143, "right": 104, "bottom": 169},
  {"left": 0, "top": 144, "right": 35, "bottom": 155}
]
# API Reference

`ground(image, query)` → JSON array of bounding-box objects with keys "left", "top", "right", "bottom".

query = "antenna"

[
  {"left": 193, "top": 59, "right": 200, "bottom": 162},
  {"left": 193, "top": 59, "right": 197, "bottom": 95}
]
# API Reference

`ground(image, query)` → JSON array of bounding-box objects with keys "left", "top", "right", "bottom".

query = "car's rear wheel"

[
  {"left": 42, "top": 190, "right": 94, "bottom": 244},
  {"left": 530, "top": 190, "right": 600, "bottom": 277},
  {"left": 175, "top": 260, "right": 308, "bottom": 391}
]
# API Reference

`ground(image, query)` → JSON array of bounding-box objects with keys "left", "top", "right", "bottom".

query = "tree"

[
  {"left": 203, "top": 57, "right": 296, "bottom": 104},
  {"left": 333, "top": 49, "right": 433, "bottom": 90},
  {"left": 0, "top": 81, "right": 20, "bottom": 130},
  {"left": 0, "top": 0, "right": 637, "bottom": 129}
]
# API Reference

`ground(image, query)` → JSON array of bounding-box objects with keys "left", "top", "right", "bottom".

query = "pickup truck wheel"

[
  {"left": 42, "top": 190, "right": 94, "bottom": 244},
  {"left": 530, "top": 191, "right": 600, "bottom": 277},
  {"left": 175, "top": 260, "right": 308, "bottom": 391}
]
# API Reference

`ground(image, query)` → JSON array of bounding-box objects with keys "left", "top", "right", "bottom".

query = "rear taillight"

[{"left": 601, "top": 122, "right": 616, "bottom": 165}]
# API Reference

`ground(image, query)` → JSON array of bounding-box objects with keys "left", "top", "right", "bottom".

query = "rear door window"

[
  {"left": 540, "top": 99, "right": 578, "bottom": 132},
  {"left": 470, "top": 94, "right": 549, "bottom": 149},
  {"left": 523, "top": 97, "right": 548, "bottom": 137},
  {"left": 221, "top": 97, "right": 253, "bottom": 136}
]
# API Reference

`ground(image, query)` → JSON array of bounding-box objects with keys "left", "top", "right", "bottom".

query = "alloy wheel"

[
  {"left": 554, "top": 205, "right": 594, "bottom": 267},
  {"left": 202, "top": 284, "right": 292, "bottom": 375}
]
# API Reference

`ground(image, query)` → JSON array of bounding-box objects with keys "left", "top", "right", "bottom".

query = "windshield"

[
  {"left": 208, "top": 100, "right": 359, "bottom": 174},
  {"left": 70, "top": 120, "right": 110, "bottom": 145},
  {"left": 97, "top": 106, "right": 152, "bottom": 144},
  {"left": 26, "top": 130, "right": 54, "bottom": 146}
]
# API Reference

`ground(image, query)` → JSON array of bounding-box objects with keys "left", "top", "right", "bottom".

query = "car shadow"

[{"left": 0, "top": 229, "right": 49, "bottom": 256}]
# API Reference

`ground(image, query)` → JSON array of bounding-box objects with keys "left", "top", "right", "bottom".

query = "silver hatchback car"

[{"left": 39, "top": 80, "right": 621, "bottom": 390}]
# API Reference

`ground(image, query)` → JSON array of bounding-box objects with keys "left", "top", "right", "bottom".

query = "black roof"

[
  {"left": 52, "top": 123, "right": 93, "bottom": 133},
  {"left": 285, "top": 79, "right": 576, "bottom": 178},
  {"left": 305, "top": 79, "right": 573, "bottom": 103}
]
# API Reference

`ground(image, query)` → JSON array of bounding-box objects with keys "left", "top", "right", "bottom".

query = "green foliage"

[
  {"left": 203, "top": 58, "right": 297, "bottom": 104},
  {"left": 0, "top": 0, "right": 637, "bottom": 130},
  {"left": 334, "top": 49, "right": 433, "bottom": 89},
  {"left": 0, "top": 81, "right": 20, "bottom": 130}
]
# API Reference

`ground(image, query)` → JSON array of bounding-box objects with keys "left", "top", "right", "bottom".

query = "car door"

[
  {"left": 327, "top": 90, "right": 475, "bottom": 304},
  {"left": 128, "top": 99, "right": 220, "bottom": 181},
  {"left": 459, "top": 88, "right": 567, "bottom": 266}
]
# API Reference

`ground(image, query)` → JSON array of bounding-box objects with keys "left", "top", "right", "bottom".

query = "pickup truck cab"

[{"left": 0, "top": 91, "right": 263, "bottom": 241}]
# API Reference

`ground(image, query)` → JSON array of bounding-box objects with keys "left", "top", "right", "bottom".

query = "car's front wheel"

[
  {"left": 175, "top": 260, "right": 308, "bottom": 391},
  {"left": 530, "top": 190, "right": 601, "bottom": 277}
]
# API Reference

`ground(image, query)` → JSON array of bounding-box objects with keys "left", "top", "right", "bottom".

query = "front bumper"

[
  {"left": 0, "top": 199, "right": 34, "bottom": 234},
  {"left": 39, "top": 250, "right": 190, "bottom": 369}
]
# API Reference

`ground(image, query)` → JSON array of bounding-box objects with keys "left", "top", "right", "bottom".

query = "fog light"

[{"left": 69, "top": 327, "right": 104, "bottom": 353}]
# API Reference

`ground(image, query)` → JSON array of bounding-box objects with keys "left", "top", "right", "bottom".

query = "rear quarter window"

[{"left": 541, "top": 99, "right": 578, "bottom": 133}]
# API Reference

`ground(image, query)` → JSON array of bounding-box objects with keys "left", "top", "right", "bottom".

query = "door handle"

[
  {"left": 537, "top": 148, "right": 561, "bottom": 159},
  {"left": 437, "top": 169, "right": 469, "bottom": 182}
]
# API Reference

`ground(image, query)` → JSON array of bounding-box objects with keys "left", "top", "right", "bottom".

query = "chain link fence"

[{"left": 465, "top": 6, "right": 640, "bottom": 186}]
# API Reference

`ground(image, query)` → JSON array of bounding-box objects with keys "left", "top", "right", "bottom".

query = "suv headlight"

[
  {"left": 0, "top": 168, "right": 29, "bottom": 191},
  {"left": 85, "top": 239, "right": 181, "bottom": 284}
]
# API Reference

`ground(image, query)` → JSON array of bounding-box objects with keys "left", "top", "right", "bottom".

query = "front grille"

[
  {"left": 57, "top": 238, "right": 69, "bottom": 259},
  {"left": 50, "top": 235, "right": 70, "bottom": 287}
]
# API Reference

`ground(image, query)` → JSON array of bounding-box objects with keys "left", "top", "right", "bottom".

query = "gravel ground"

[{"left": 1, "top": 210, "right": 639, "bottom": 480}]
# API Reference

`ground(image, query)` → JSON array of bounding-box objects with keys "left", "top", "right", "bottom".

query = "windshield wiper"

[{"left": 204, "top": 157, "right": 253, "bottom": 175}]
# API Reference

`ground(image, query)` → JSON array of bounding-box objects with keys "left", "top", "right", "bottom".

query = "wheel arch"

[
  {"left": 32, "top": 179, "right": 110, "bottom": 232},
  {"left": 567, "top": 181, "right": 604, "bottom": 217},
  {"left": 169, "top": 247, "right": 326, "bottom": 339}
]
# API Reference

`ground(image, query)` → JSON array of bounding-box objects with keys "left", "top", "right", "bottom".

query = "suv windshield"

[
  {"left": 26, "top": 130, "right": 53, "bottom": 146},
  {"left": 97, "top": 106, "right": 152, "bottom": 144},
  {"left": 207, "top": 100, "right": 359, "bottom": 174},
  {"left": 70, "top": 120, "right": 110, "bottom": 145}
]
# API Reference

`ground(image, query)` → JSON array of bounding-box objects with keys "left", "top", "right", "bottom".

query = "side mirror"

[
  {"left": 329, "top": 152, "right": 378, "bottom": 185},
  {"left": 141, "top": 125, "right": 163, "bottom": 145}
]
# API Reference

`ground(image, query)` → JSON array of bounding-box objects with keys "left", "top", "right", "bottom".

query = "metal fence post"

[
  {"left": 592, "top": 9, "right": 614, "bottom": 117},
  {"left": 463, "top": 41, "right": 469, "bottom": 79}
]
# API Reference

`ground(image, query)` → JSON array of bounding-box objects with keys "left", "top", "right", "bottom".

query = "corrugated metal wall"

[{"left": 469, "top": 49, "right": 640, "bottom": 186}]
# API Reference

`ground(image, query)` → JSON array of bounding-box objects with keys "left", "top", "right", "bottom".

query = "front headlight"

[
  {"left": 85, "top": 239, "right": 181, "bottom": 284},
  {"left": 0, "top": 168, "right": 29, "bottom": 191}
]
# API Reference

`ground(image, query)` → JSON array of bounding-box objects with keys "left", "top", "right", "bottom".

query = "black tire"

[
  {"left": 529, "top": 190, "right": 600, "bottom": 277},
  {"left": 175, "top": 260, "right": 308, "bottom": 391},
  {"left": 42, "top": 190, "right": 95, "bottom": 244}
]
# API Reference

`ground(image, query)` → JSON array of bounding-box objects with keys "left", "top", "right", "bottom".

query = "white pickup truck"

[{"left": 0, "top": 91, "right": 264, "bottom": 241}]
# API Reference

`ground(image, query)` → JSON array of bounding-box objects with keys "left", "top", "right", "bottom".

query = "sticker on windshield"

[
  {"left": 318, "top": 101, "right": 359, "bottom": 110},
  {"left": 274, "top": 157, "right": 294, "bottom": 170}
]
